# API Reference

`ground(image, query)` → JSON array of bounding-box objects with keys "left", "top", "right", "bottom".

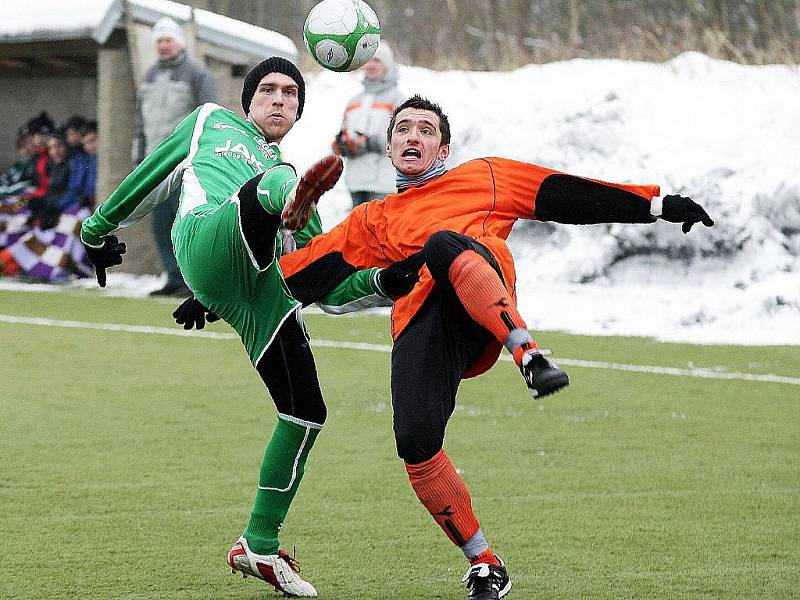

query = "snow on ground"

[{"left": 3, "top": 53, "right": 799, "bottom": 346}]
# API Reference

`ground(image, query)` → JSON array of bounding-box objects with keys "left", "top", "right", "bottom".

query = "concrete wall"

[{"left": 1, "top": 23, "right": 254, "bottom": 278}]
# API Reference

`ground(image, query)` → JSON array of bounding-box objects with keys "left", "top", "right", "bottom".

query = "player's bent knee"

[
  {"left": 424, "top": 230, "right": 472, "bottom": 281},
  {"left": 292, "top": 397, "right": 327, "bottom": 426},
  {"left": 394, "top": 429, "right": 443, "bottom": 465}
]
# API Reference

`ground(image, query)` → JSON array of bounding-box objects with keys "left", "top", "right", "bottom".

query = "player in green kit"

[{"left": 80, "top": 57, "right": 376, "bottom": 597}]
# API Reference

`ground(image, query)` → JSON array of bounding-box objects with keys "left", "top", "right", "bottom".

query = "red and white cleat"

[
  {"left": 227, "top": 537, "right": 318, "bottom": 597},
  {"left": 281, "top": 154, "right": 343, "bottom": 231}
]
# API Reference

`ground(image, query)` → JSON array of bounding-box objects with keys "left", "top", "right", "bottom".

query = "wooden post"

[
  {"left": 96, "top": 44, "right": 135, "bottom": 202},
  {"left": 96, "top": 37, "right": 160, "bottom": 275},
  {"left": 185, "top": 8, "right": 203, "bottom": 63},
  {"left": 123, "top": 0, "right": 144, "bottom": 85}
]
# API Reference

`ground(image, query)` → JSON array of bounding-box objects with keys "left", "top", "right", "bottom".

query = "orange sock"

[
  {"left": 0, "top": 249, "right": 20, "bottom": 276},
  {"left": 448, "top": 250, "right": 537, "bottom": 364},
  {"left": 405, "top": 450, "right": 480, "bottom": 547},
  {"left": 470, "top": 548, "right": 501, "bottom": 566},
  {"left": 512, "top": 343, "right": 539, "bottom": 366}
]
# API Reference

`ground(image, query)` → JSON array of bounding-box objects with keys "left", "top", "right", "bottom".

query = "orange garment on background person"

[{"left": 280, "top": 157, "right": 660, "bottom": 377}]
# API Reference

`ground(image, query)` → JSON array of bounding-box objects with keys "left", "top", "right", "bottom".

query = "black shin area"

[
  {"left": 255, "top": 313, "right": 327, "bottom": 425},
  {"left": 391, "top": 290, "right": 492, "bottom": 464},
  {"left": 238, "top": 173, "right": 282, "bottom": 270}
]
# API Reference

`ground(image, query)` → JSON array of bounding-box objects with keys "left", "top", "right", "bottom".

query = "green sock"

[{"left": 244, "top": 414, "right": 321, "bottom": 555}]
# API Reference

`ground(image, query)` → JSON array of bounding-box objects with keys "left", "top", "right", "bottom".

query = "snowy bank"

[
  {"left": 4, "top": 53, "right": 798, "bottom": 346},
  {"left": 284, "top": 52, "right": 800, "bottom": 345}
]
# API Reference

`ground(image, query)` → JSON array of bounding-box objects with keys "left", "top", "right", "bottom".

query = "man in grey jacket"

[
  {"left": 332, "top": 42, "right": 404, "bottom": 208},
  {"left": 134, "top": 16, "right": 216, "bottom": 296}
]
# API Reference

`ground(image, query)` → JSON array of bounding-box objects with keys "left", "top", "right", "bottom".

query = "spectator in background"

[
  {"left": 0, "top": 130, "right": 37, "bottom": 255},
  {"left": 332, "top": 42, "right": 404, "bottom": 208},
  {"left": 26, "top": 131, "right": 70, "bottom": 230},
  {"left": 78, "top": 122, "right": 97, "bottom": 208},
  {"left": 0, "top": 129, "right": 37, "bottom": 201},
  {"left": 0, "top": 127, "right": 95, "bottom": 282},
  {"left": 63, "top": 115, "right": 90, "bottom": 157},
  {"left": 134, "top": 16, "right": 217, "bottom": 297},
  {"left": 21, "top": 112, "right": 56, "bottom": 203},
  {"left": 56, "top": 120, "right": 97, "bottom": 212},
  {"left": 0, "top": 115, "right": 54, "bottom": 255}
]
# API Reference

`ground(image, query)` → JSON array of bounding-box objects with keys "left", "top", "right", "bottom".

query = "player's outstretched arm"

[
  {"left": 527, "top": 168, "right": 713, "bottom": 232},
  {"left": 290, "top": 252, "right": 425, "bottom": 315},
  {"left": 80, "top": 108, "right": 199, "bottom": 249},
  {"left": 83, "top": 235, "right": 126, "bottom": 288},
  {"left": 373, "top": 252, "right": 425, "bottom": 298},
  {"left": 656, "top": 194, "right": 715, "bottom": 233},
  {"left": 532, "top": 172, "right": 660, "bottom": 224}
]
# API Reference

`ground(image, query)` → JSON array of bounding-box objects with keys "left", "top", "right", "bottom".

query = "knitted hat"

[
  {"left": 241, "top": 57, "right": 305, "bottom": 119},
  {"left": 152, "top": 17, "right": 185, "bottom": 48},
  {"left": 24, "top": 111, "right": 55, "bottom": 136}
]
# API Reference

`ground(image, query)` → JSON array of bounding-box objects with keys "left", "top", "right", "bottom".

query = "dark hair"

[
  {"left": 48, "top": 130, "right": 67, "bottom": 145},
  {"left": 83, "top": 120, "right": 98, "bottom": 135},
  {"left": 23, "top": 111, "right": 55, "bottom": 136},
  {"left": 386, "top": 95, "right": 450, "bottom": 145},
  {"left": 64, "top": 115, "right": 90, "bottom": 133}
]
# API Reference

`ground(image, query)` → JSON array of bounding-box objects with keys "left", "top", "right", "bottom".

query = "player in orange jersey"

[
  {"left": 280, "top": 95, "right": 713, "bottom": 600},
  {"left": 179, "top": 94, "right": 714, "bottom": 600}
]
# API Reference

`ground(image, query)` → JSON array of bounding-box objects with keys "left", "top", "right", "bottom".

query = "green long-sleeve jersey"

[
  {"left": 82, "top": 103, "right": 306, "bottom": 248},
  {"left": 81, "top": 103, "right": 384, "bottom": 313}
]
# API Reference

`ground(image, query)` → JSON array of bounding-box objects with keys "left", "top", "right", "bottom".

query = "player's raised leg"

[
  {"left": 281, "top": 155, "right": 343, "bottom": 231},
  {"left": 424, "top": 230, "right": 569, "bottom": 398}
]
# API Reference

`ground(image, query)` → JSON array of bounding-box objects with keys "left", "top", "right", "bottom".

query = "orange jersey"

[{"left": 280, "top": 157, "right": 659, "bottom": 375}]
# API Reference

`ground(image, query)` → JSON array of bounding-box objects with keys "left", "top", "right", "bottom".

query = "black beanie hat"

[
  {"left": 241, "top": 57, "right": 305, "bottom": 119},
  {"left": 24, "top": 111, "right": 55, "bottom": 136}
]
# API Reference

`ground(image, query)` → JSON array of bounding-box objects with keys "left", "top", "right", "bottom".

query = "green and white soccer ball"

[{"left": 304, "top": 0, "right": 381, "bottom": 72}]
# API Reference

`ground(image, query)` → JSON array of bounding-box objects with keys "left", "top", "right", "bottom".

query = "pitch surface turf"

[{"left": 1, "top": 288, "right": 798, "bottom": 599}]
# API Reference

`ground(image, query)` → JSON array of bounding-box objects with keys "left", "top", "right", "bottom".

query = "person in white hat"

[
  {"left": 332, "top": 42, "right": 405, "bottom": 209},
  {"left": 134, "top": 16, "right": 217, "bottom": 297}
]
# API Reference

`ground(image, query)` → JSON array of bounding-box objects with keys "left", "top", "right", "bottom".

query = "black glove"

[
  {"left": 661, "top": 194, "right": 715, "bottom": 234},
  {"left": 335, "top": 130, "right": 366, "bottom": 158},
  {"left": 377, "top": 252, "right": 425, "bottom": 298},
  {"left": 173, "top": 296, "right": 220, "bottom": 330},
  {"left": 83, "top": 234, "right": 126, "bottom": 287}
]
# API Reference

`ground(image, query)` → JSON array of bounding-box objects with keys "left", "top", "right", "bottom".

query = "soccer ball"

[{"left": 303, "top": 0, "right": 381, "bottom": 72}]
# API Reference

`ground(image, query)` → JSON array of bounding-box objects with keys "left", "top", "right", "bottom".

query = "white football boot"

[{"left": 227, "top": 536, "right": 318, "bottom": 597}]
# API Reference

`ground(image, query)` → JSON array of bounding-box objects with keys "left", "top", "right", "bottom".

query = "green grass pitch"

[{"left": 1, "top": 288, "right": 798, "bottom": 599}]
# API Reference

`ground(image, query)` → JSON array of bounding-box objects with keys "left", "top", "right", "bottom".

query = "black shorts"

[{"left": 391, "top": 230, "right": 501, "bottom": 464}]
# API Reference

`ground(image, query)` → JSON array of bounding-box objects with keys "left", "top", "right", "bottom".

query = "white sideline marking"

[
  {"left": 2, "top": 314, "right": 798, "bottom": 387},
  {"left": 0, "top": 314, "right": 239, "bottom": 340}
]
